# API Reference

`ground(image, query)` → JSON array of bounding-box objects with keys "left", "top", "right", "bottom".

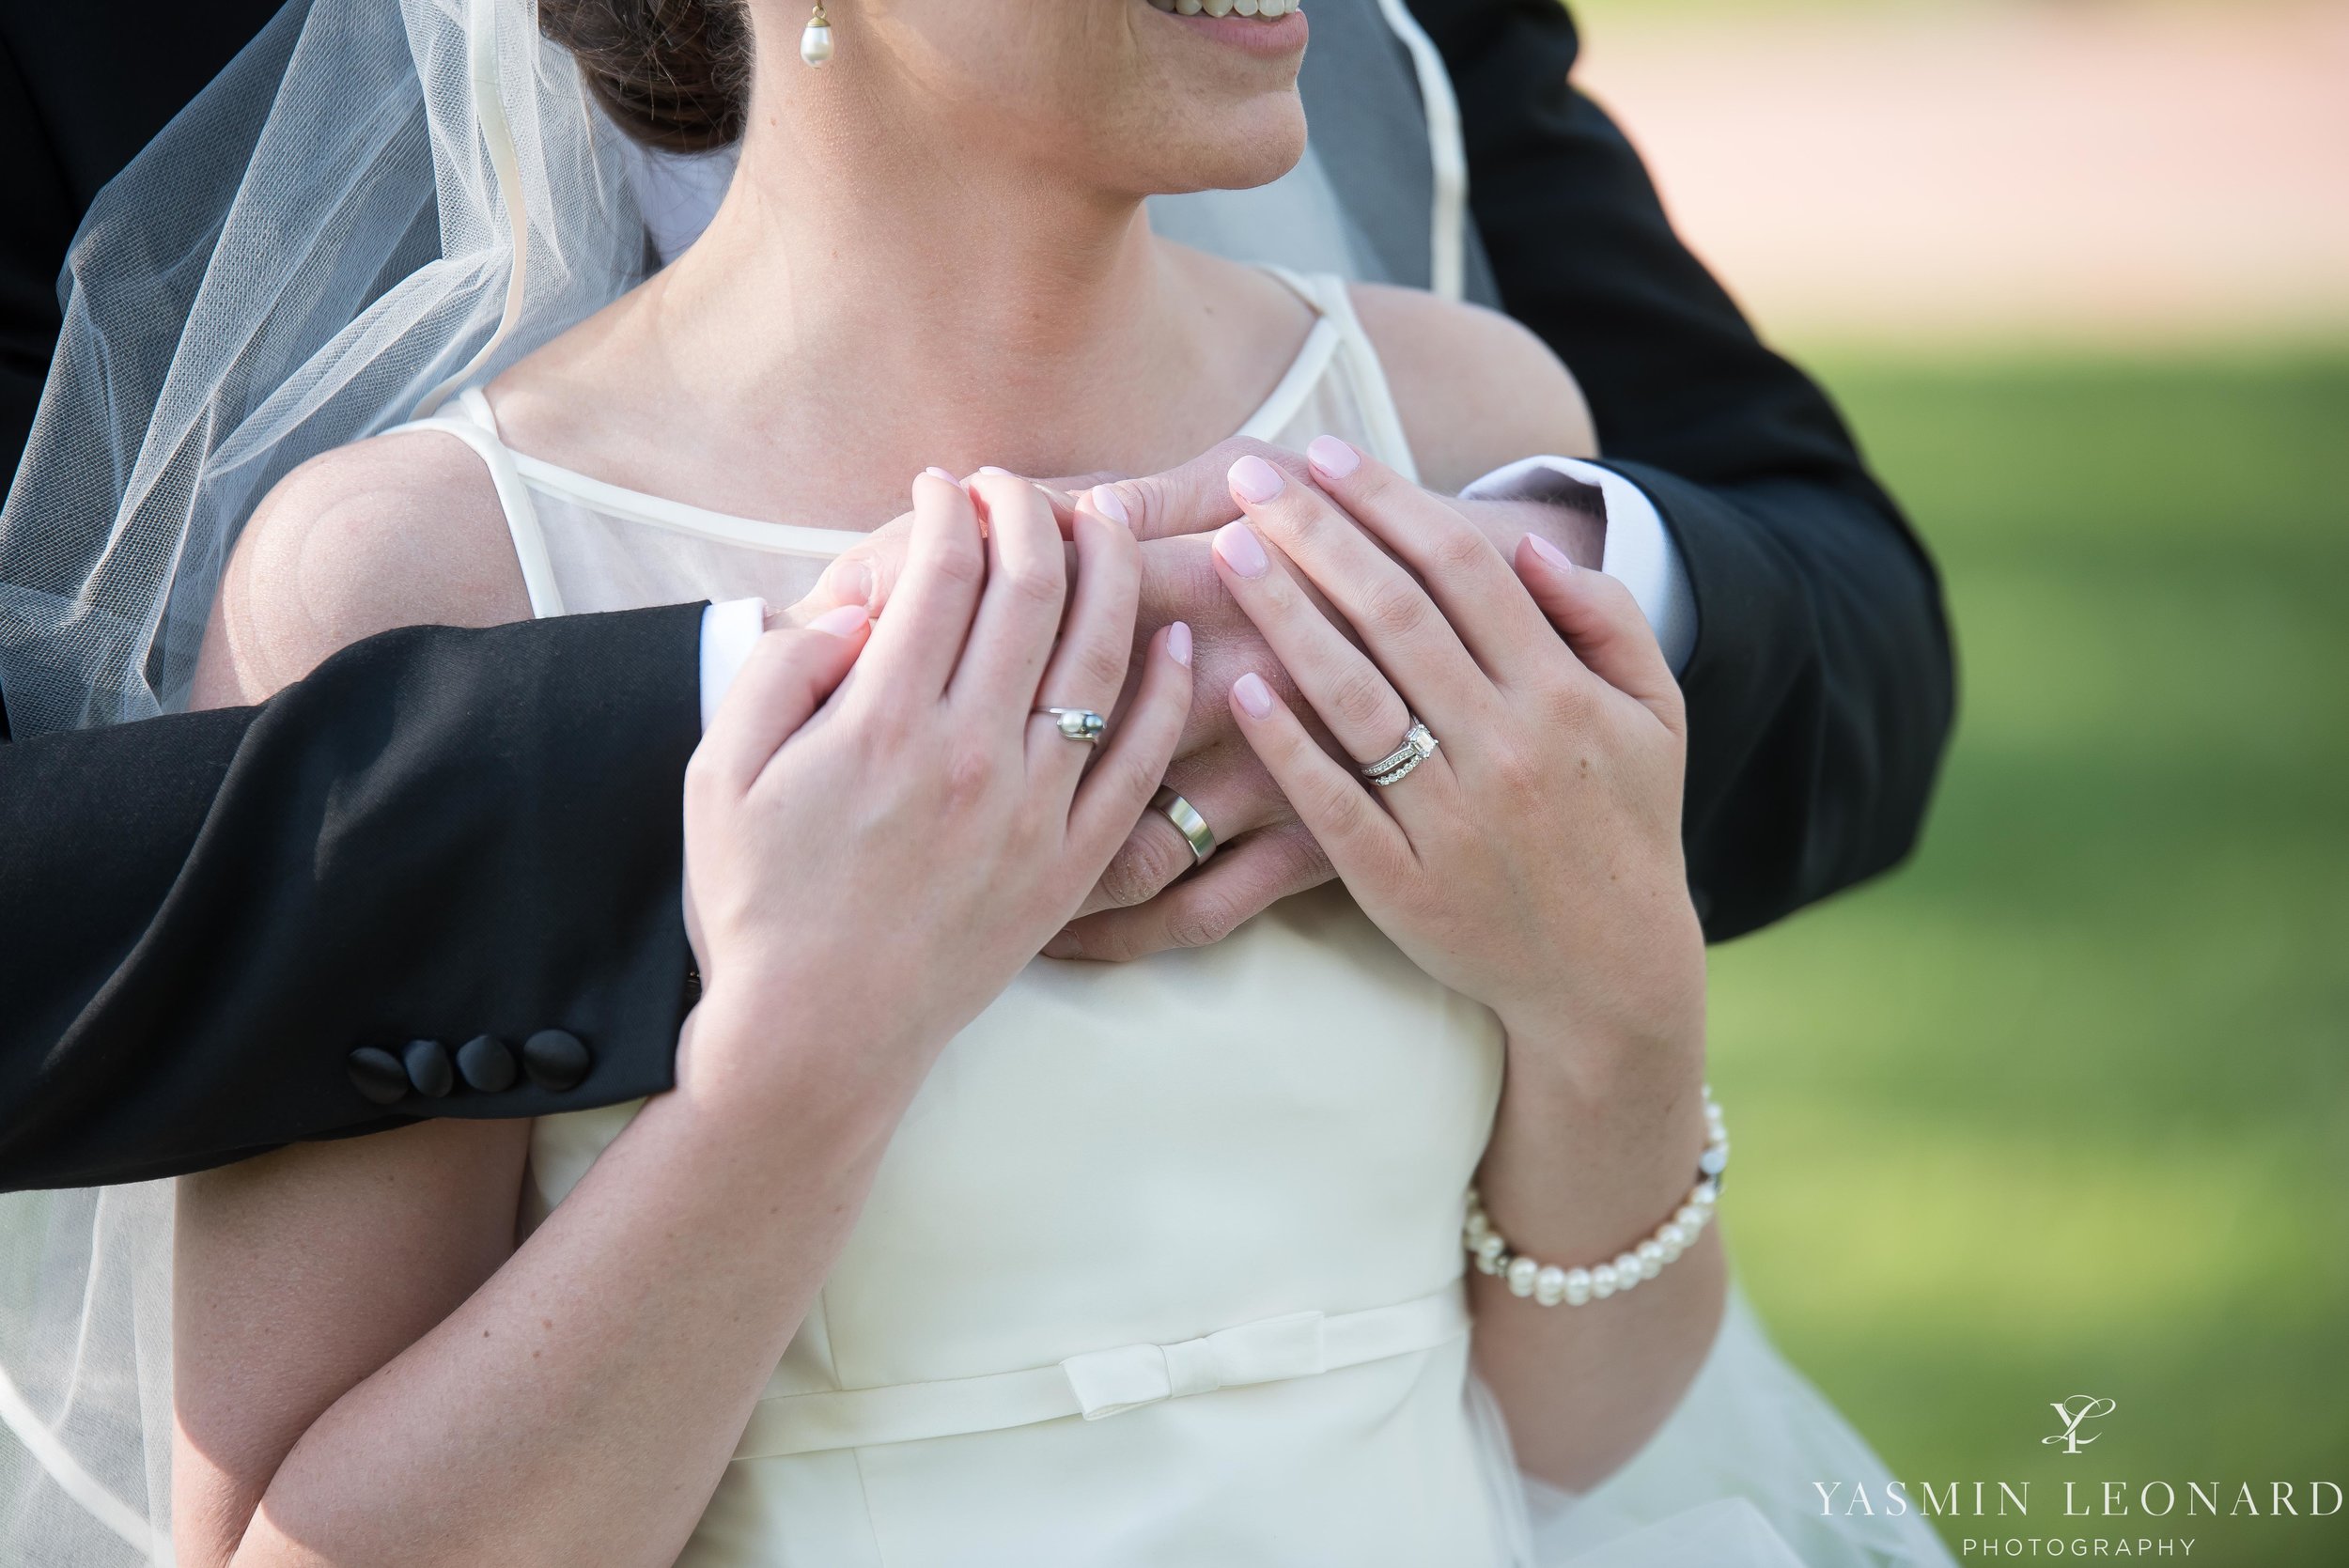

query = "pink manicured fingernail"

[
  {"left": 1168, "top": 620, "right": 1193, "bottom": 666},
  {"left": 922, "top": 466, "right": 957, "bottom": 484},
  {"left": 1306, "top": 435, "right": 1360, "bottom": 477},
  {"left": 808, "top": 604, "right": 869, "bottom": 639},
  {"left": 1214, "top": 520, "right": 1269, "bottom": 579},
  {"left": 1526, "top": 532, "right": 1578, "bottom": 573},
  {"left": 1229, "top": 455, "right": 1285, "bottom": 505},
  {"left": 1233, "top": 671, "right": 1275, "bottom": 719},
  {"left": 976, "top": 465, "right": 1014, "bottom": 477},
  {"left": 1089, "top": 484, "right": 1130, "bottom": 527}
]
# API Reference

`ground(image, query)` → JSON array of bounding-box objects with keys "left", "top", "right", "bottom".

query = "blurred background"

[{"left": 1564, "top": 0, "right": 2349, "bottom": 1558}]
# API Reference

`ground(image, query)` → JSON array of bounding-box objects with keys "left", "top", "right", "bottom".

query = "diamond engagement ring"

[
  {"left": 1361, "top": 719, "right": 1439, "bottom": 787},
  {"left": 1150, "top": 786, "right": 1217, "bottom": 866},
  {"left": 1035, "top": 706, "right": 1108, "bottom": 745}
]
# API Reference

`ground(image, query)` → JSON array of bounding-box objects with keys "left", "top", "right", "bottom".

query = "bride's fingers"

[
  {"left": 1225, "top": 670, "right": 1412, "bottom": 886},
  {"left": 859, "top": 472, "right": 987, "bottom": 697},
  {"left": 1513, "top": 536, "right": 1686, "bottom": 733},
  {"left": 1301, "top": 437, "right": 1559, "bottom": 684},
  {"left": 1222, "top": 455, "right": 1488, "bottom": 725},
  {"left": 1023, "top": 503, "right": 1143, "bottom": 789},
  {"left": 952, "top": 471, "right": 1069, "bottom": 722},
  {"left": 963, "top": 467, "right": 1082, "bottom": 536},
  {"left": 1067, "top": 625, "right": 1194, "bottom": 863},
  {"left": 691, "top": 609, "right": 871, "bottom": 796},
  {"left": 1208, "top": 519, "right": 1421, "bottom": 768},
  {"left": 815, "top": 468, "right": 1069, "bottom": 623}
]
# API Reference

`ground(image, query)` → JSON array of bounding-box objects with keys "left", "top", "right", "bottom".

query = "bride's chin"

[
  {"left": 1135, "top": 111, "right": 1309, "bottom": 196},
  {"left": 1171, "top": 146, "right": 1307, "bottom": 196}
]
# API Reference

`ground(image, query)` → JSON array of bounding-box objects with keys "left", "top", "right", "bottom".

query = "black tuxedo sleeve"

[
  {"left": 0, "top": 602, "right": 705, "bottom": 1191},
  {"left": 1411, "top": 0, "right": 1956, "bottom": 939}
]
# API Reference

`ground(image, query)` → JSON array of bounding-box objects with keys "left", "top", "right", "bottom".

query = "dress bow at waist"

[{"left": 733, "top": 1281, "right": 1470, "bottom": 1461}]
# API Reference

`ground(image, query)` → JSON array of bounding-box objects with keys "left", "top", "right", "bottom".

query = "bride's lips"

[{"left": 1138, "top": 0, "right": 1309, "bottom": 59}]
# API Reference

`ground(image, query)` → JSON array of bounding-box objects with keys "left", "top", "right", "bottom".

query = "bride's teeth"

[{"left": 1159, "top": 0, "right": 1294, "bottom": 19}]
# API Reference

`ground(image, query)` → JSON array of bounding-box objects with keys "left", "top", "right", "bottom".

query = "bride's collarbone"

[{"left": 470, "top": 251, "right": 1326, "bottom": 521}]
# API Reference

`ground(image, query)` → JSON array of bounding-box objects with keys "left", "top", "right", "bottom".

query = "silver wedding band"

[
  {"left": 1361, "top": 719, "right": 1439, "bottom": 788},
  {"left": 1150, "top": 786, "right": 1217, "bottom": 866},
  {"left": 1035, "top": 706, "right": 1108, "bottom": 745}
]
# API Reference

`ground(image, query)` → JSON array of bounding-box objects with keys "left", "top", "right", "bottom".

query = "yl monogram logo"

[{"left": 2044, "top": 1394, "right": 2119, "bottom": 1455}]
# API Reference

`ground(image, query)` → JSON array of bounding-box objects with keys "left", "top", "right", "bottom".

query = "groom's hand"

[{"left": 791, "top": 441, "right": 1603, "bottom": 963}]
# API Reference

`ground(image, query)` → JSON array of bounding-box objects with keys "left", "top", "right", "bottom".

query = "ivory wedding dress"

[{"left": 394, "top": 268, "right": 1954, "bottom": 1568}]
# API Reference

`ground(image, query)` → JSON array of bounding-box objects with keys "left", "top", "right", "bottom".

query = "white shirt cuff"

[
  {"left": 1461, "top": 456, "right": 1698, "bottom": 674},
  {"left": 698, "top": 598, "right": 769, "bottom": 730}
]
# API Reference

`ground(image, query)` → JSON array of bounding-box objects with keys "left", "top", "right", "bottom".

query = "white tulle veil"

[{"left": 0, "top": 0, "right": 642, "bottom": 737}]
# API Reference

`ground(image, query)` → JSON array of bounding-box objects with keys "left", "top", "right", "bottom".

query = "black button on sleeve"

[
  {"left": 456, "top": 1034, "right": 519, "bottom": 1094},
  {"left": 521, "top": 1029, "right": 592, "bottom": 1093},
  {"left": 348, "top": 1047, "right": 410, "bottom": 1106},
  {"left": 402, "top": 1038, "right": 455, "bottom": 1098}
]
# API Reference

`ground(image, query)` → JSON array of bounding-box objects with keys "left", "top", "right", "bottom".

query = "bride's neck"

[{"left": 646, "top": 114, "right": 1203, "bottom": 481}]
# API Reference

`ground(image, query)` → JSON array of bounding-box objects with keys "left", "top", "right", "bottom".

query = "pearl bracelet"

[{"left": 1464, "top": 1086, "right": 1729, "bottom": 1308}]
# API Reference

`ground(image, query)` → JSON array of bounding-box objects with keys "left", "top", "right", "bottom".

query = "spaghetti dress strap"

[
  {"left": 1252, "top": 269, "right": 1422, "bottom": 484},
  {"left": 384, "top": 388, "right": 567, "bottom": 618},
  {"left": 1241, "top": 267, "right": 1345, "bottom": 444}
]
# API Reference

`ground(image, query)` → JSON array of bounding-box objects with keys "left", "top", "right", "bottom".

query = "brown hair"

[{"left": 538, "top": 0, "right": 754, "bottom": 153}]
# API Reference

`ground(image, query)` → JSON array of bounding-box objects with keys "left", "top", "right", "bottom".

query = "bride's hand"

[
  {"left": 1208, "top": 439, "right": 1703, "bottom": 1056},
  {"left": 782, "top": 477, "right": 1083, "bottom": 628},
  {"left": 684, "top": 471, "right": 1191, "bottom": 1110}
]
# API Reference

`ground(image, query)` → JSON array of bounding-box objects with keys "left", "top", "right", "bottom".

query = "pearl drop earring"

[{"left": 801, "top": 0, "right": 834, "bottom": 68}]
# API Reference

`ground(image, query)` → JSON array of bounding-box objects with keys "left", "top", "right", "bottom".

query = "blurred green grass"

[{"left": 1706, "top": 352, "right": 2349, "bottom": 1560}]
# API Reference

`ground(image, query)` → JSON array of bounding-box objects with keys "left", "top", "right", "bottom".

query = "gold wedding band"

[{"left": 1151, "top": 786, "right": 1217, "bottom": 866}]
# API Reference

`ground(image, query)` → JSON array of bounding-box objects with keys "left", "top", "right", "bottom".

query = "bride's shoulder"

[
  {"left": 1346, "top": 283, "right": 1598, "bottom": 494},
  {"left": 190, "top": 427, "right": 531, "bottom": 707}
]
